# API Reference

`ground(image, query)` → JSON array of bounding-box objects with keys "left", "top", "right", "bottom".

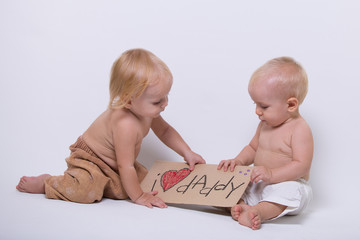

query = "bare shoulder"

[
  {"left": 290, "top": 117, "right": 313, "bottom": 147},
  {"left": 292, "top": 117, "right": 312, "bottom": 134},
  {"left": 109, "top": 108, "right": 140, "bottom": 132}
]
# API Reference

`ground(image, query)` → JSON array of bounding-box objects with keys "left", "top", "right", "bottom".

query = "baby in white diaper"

[{"left": 218, "top": 57, "right": 313, "bottom": 230}]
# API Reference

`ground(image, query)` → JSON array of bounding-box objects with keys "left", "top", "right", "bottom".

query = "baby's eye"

[
  {"left": 254, "top": 102, "right": 269, "bottom": 109},
  {"left": 153, "top": 101, "right": 161, "bottom": 105}
]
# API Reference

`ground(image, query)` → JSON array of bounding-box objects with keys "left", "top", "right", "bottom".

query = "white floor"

[{"left": 1, "top": 183, "right": 358, "bottom": 240}]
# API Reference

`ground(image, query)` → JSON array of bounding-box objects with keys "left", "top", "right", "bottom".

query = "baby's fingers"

[
  {"left": 229, "top": 161, "right": 236, "bottom": 172},
  {"left": 144, "top": 202, "right": 154, "bottom": 209},
  {"left": 218, "top": 160, "right": 230, "bottom": 171},
  {"left": 188, "top": 162, "right": 195, "bottom": 171},
  {"left": 250, "top": 170, "right": 262, "bottom": 183},
  {"left": 151, "top": 197, "right": 167, "bottom": 208},
  {"left": 149, "top": 190, "right": 159, "bottom": 196},
  {"left": 217, "top": 161, "right": 225, "bottom": 170}
]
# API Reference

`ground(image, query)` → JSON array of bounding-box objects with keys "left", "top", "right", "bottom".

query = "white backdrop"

[{"left": 1, "top": 0, "right": 360, "bottom": 238}]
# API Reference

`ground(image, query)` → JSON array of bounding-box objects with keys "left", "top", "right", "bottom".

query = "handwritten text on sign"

[{"left": 140, "top": 161, "right": 252, "bottom": 207}]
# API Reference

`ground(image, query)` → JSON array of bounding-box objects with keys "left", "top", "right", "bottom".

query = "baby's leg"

[
  {"left": 233, "top": 201, "right": 287, "bottom": 230},
  {"left": 16, "top": 174, "right": 51, "bottom": 194},
  {"left": 253, "top": 201, "right": 287, "bottom": 222}
]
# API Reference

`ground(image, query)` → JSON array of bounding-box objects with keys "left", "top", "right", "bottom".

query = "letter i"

[{"left": 151, "top": 173, "right": 161, "bottom": 191}]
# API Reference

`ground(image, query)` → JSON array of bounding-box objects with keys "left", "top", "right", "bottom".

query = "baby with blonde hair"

[
  {"left": 218, "top": 57, "right": 313, "bottom": 229},
  {"left": 17, "top": 48, "right": 205, "bottom": 208}
]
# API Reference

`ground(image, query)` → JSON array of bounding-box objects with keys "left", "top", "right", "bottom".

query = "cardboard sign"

[{"left": 140, "top": 161, "right": 252, "bottom": 207}]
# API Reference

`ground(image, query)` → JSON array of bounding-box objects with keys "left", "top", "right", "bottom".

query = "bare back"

[{"left": 82, "top": 108, "right": 151, "bottom": 171}]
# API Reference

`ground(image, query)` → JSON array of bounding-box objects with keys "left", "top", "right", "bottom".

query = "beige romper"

[{"left": 44, "top": 136, "right": 148, "bottom": 203}]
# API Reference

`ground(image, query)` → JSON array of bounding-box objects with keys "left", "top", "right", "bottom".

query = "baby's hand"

[
  {"left": 251, "top": 166, "right": 272, "bottom": 183},
  {"left": 184, "top": 151, "right": 206, "bottom": 171},
  {"left": 217, "top": 159, "right": 238, "bottom": 172},
  {"left": 134, "top": 191, "right": 167, "bottom": 209}
]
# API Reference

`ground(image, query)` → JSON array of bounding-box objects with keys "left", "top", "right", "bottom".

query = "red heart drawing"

[{"left": 160, "top": 168, "right": 191, "bottom": 191}]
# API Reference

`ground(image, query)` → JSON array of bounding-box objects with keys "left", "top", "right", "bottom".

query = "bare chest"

[{"left": 255, "top": 125, "right": 293, "bottom": 166}]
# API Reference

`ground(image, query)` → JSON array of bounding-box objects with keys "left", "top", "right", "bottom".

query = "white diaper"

[{"left": 241, "top": 179, "right": 312, "bottom": 220}]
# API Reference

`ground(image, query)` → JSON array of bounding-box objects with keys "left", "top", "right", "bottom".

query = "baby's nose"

[
  {"left": 161, "top": 97, "right": 168, "bottom": 109},
  {"left": 256, "top": 107, "right": 262, "bottom": 116}
]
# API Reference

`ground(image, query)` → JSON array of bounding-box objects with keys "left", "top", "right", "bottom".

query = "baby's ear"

[
  {"left": 124, "top": 100, "right": 132, "bottom": 109},
  {"left": 287, "top": 97, "right": 299, "bottom": 112}
]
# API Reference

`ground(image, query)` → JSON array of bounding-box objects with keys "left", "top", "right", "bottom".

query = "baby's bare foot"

[
  {"left": 237, "top": 205, "right": 262, "bottom": 230},
  {"left": 231, "top": 204, "right": 242, "bottom": 220},
  {"left": 248, "top": 210, "right": 261, "bottom": 230},
  {"left": 16, "top": 174, "right": 51, "bottom": 194}
]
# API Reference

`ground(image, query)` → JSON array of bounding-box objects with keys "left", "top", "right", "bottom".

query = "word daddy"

[{"left": 141, "top": 161, "right": 252, "bottom": 207}]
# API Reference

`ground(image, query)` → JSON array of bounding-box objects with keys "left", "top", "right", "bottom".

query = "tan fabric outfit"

[{"left": 44, "top": 136, "right": 148, "bottom": 203}]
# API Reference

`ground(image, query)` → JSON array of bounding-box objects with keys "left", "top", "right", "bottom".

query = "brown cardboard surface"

[{"left": 140, "top": 161, "right": 252, "bottom": 207}]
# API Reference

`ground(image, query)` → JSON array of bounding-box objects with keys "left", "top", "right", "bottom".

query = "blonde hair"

[
  {"left": 108, "top": 48, "right": 173, "bottom": 109},
  {"left": 249, "top": 57, "right": 308, "bottom": 104}
]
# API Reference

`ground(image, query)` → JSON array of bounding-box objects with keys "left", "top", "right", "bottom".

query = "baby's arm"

[
  {"left": 151, "top": 116, "right": 205, "bottom": 170},
  {"left": 217, "top": 123, "right": 261, "bottom": 172},
  {"left": 113, "top": 118, "right": 167, "bottom": 208},
  {"left": 252, "top": 121, "right": 313, "bottom": 184}
]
